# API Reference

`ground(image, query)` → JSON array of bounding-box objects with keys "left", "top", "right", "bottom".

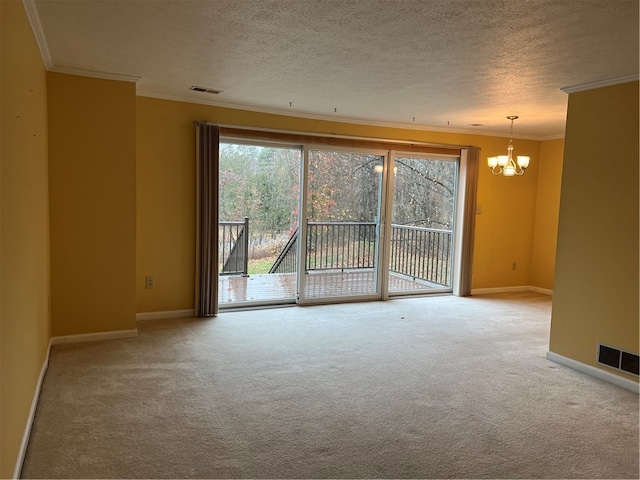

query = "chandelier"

[{"left": 487, "top": 116, "right": 530, "bottom": 176}]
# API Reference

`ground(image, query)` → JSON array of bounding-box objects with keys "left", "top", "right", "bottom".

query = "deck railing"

[
  {"left": 306, "top": 221, "right": 377, "bottom": 272},
  {"left": 224, "top": 219, "right": 452, "bottom": 287},
  {"left": 389, "top": 225, "right": 452, "bottom": 287},
  {"left": 268, "top": 228, "right": 298, "bottom": 274},
  {"left": 219, "top": 218, "right": 249, "bottom": 275}
]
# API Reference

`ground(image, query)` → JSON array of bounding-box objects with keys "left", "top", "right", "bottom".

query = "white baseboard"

[
  {"left": 528, "top": 286, "right": 553, "bottom": 295},
  {"left": 14, "top": 329, "right": 138, "bottom": 476},
  {"left": 136, "top": 309, "right": 195, "bottom": 321},
  {"left": 50, "top": 329, "right": 138, "bottom": 345},
  {"left": 471, "top": 285, "right": 553, "bottom": 296},
  {"left": 546, "top": 351, "right": 639, "bottom": 394},
  {"left": 472, "top": 285, "right": 529, "bottom": 295},
  {"left": 13, "top": 339, "right": 52, "bottom": 479}
]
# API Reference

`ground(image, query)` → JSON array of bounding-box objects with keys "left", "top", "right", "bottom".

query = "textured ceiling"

[{"left": 32, "top": 0, "right": 639, "bottom": 138}]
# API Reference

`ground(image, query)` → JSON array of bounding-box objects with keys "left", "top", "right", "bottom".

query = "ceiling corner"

[{"left": 22, "top": 0, "right": 52, "bottom": 69}]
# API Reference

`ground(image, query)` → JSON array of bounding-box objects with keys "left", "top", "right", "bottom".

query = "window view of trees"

[
  {"left": 219, "top": 143, "right": 300, "bottom": 239},
  {"left": 307, "top": 150, "right": 382, "bottom": 223},
  {"left": 392, "top": 157, "right": 457, "bottom": 230},
  {"left": 219, "top": 143, "right": 300, "bottom": 273},
  {"left": 219, "top": 143, "right": 457, "bottom": 276}
]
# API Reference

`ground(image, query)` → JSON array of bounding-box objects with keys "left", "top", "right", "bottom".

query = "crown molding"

[
  {"left": 16, "top": 0, "right": 568, "bottom": 142},
  {"left": 539, "top": 133, "right": 566, "bottom": 141},
  {"left": 137, "top": 90, "right": 549, "bottom": 141},
  {"left": 22, "top": 0, "right": 52, "bottom": 69},
  {"left": 561, "top": 74, "right": 640, "bottom": 94},
  {"left": 137, "top": 90, "right": 465, "bottom": 134},
  {"left": 21, "top": 0, "right": 141, "bottom": 84},
  {"left": 49, "top": 66, "right": 142, "bottom": 83}
]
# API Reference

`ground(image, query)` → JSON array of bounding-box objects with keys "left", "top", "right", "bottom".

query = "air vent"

[
  {"left": 621, "top": 351, "right": 639, "bottom": 375},
  {"left": 597, "top": 344, "right": 639, "bottom": 376},
  {"left": 189, "top": 85, "right": 222, "bottom": 95}
]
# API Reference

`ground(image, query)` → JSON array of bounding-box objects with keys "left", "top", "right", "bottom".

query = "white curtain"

[{"left": 194, "top": 123, "right": 219, "bottom": 316}]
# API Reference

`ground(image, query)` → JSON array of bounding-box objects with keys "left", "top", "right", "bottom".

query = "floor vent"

[{"left": 598, "top": 344, "right": 639, "bottom": 376}]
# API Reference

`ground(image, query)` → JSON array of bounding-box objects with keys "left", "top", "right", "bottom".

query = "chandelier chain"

[{"left": 507, "top": 115, "right": 517, "bottom": 144}]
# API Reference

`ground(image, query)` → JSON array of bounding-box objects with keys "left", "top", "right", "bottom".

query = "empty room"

[{"left": 1, "top": 0, "right": 638, "bottom": 478}]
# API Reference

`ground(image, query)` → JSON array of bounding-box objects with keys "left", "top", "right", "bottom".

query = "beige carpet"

[{"left": 22, "top": 292, "right": 639, "bottom": 479}]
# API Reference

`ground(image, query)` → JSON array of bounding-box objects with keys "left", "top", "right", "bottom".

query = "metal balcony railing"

[
  {"left": 305, "top": 221, "right": 377, "bottom": 272},
  {"left": 389, "top": 224, "right": 452, "bottom": 287},
  {"left": 222, "top": 219, "right": 452, "bottom": 287},
  {"left": 219, "top": 218, "right": 249, "bottom": 275},
  {"left": 268, "top": 227, "right": 298, "bottom": 274}
]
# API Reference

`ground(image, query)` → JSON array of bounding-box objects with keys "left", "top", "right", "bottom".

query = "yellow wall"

[
  {"left": 550, "top": 81, "right": 639, "bottom": 382},
  {"left": 1, "top": 1, "right": 629, "bottom": 474},
  {"left": 48, "top": 73, "right": 137, "bottom": 336},
  {"left": 531, "top": 138, "right": 564, "bottom": 290},
  {"left": 136, "top": 96, "right": 544, "bottom": 312},
  {"left": 0, "top": 1, "right": 51, "bottom": 477},
  {"left": 473, "top": 138, "right": 541, "bottom": 289}
]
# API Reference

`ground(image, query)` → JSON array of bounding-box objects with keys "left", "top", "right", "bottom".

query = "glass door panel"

[
  {"left": 300, "top": 149, "right": 384, "bottom": 301},
  {"left": 218, "top": 142, "right": 301, "bottom": 307},
  {"left": 388, "top": 155, "right": 458, "bottom": 294}
]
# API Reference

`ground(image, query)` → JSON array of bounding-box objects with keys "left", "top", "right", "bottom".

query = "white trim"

[
  {"left": 561, "top": 74, "right": 640, "bottom": 94},
  {"left": 139, "top": 91, "right": 546, "bottom": 141},
  {"left": 50, "top": 329, "right": 138, "bottom": 345},
  {"left": 539, "top": 134, "right": 566, "bottom": 141},
  {"left": 13, "top": 339, "right": 52, "bottom": 479},
  {"left": 528, "top": 286, "right": 553, "bottom": 295},
  {"left": 219, "top": 302, "right": 296, "bottom": 313},
  {"left": 136, "top": 309, "right": 195, "bottom": 321},
  {"left": 22, "top": 0, "right": 52, "bottom": 69},
  {"left": 13, "top": 328, "right": 139, "bottom": 476},
  {"left": 471, "top": 285, "right": 530, "bottom": 295},
  {"left": 49, "top": 66, "right": 141, "bottom": 84},
  {"left": 471, "top": 285, "right": 553, "bottom": 295},
  {"left": 546, "top": 351, "right": 639, "bottom": 394}
]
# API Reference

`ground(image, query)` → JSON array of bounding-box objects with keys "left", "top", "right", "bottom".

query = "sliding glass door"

[
  {"left": 298, "top": 148, "right": 386, "bottom": 303},
  {"left": 217, "top": 140, "right": 461, "bottom": 309},
  {"left": 387, "top": 154, "right": 458, "bottom": 295},
  {"left": 218, "top": 142, "right": 301, "bottom": 307}
]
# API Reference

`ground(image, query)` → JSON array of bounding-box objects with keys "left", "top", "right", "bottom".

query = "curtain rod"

[{"left": 193, "top": 121, "right": 481, "bottom": 151}]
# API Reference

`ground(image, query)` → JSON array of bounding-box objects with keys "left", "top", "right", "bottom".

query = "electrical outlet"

[
  {"left": 512, "top": 262, "right": 517, "bottom": 271},
  {"left": 145, "top": 276, "right": 155, "bottom": 289}
]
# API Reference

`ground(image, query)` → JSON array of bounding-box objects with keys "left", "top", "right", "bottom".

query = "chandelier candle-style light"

[{"left": 487, "top": 116, "right": 530, "bottom": 176}]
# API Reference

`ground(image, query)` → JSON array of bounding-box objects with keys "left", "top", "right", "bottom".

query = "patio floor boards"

[{"left": 218, "top": 271, "right": 439, "bottom": 305}]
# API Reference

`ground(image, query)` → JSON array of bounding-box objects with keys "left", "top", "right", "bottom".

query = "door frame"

[
  {"left": 216, "top": 131, "right": 479, "bottom": 308},
  {"left": 217, "top": 138, "right": 304, "bottom": 310},
  {"left": 297, "top": 144, "right": 390, "bottom": 306},
  {"left": 383, "top": 151, "right": 461, "bottom": 299}
]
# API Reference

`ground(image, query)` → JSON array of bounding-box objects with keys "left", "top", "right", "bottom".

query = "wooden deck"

[{"left": 218, "top": 270, "right": 442, "bottom": 305}]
